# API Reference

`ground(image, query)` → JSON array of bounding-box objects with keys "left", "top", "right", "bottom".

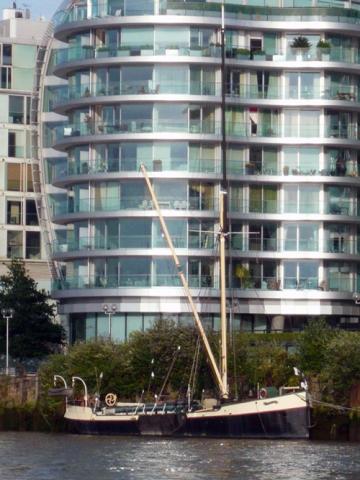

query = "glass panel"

[
  {"left": 111, "top": 314, "right": 125, "bottom": 342},
  {"left": 126, "top": 314, "right": 143, "bottom": 338}
]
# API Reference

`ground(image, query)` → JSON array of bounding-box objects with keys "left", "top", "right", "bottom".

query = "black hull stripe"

[{"left": 66, "top": 406, "right": 310, "bottom": 439}]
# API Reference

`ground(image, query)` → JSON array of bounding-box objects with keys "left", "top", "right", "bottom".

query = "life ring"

[
  {"left": 105, "top": 393, "right": 117, "bottom": 407},
  {"left": 259, "top": 388, "right": 268, "bottom": 399}
]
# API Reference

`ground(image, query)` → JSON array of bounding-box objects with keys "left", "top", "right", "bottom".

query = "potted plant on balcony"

[
  {"left": 117, "top": 45, "right": 130, "bottom": 56},
  {"left": 235, "top": 48, "right": 250, "bottom": 60},
  {"left": 165, "top": 45, "right": 179, "bottom": 55},
  {"left": 253, "top": 50, "right": 266, "bottom": 60},
  {"left": 140, "top": 44, "right": 153, "bottom": 56},
  {"left": 290, "top": 36, "right": 311, "bottom": 61},
  {"left": 245, "top": 162, "right": 255, "bottom": 175},
  {"left": 96, "top": 46, "right": 110, "bottom": 58},
  {"left": 317, "top": 39, "right": 331, "bottom": 61}
]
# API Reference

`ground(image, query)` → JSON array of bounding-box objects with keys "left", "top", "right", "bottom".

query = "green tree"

[
  {"left": 296, "top": 318, "right": 337, "bottom": 375},
  {"left": 0, "top": 260, "right": 65, "bottom": 360},
  {"left": 321, "top": 331, "right": 360, "bottom": 405}
]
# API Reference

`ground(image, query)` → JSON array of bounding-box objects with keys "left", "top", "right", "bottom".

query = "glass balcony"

[
  {"left": 283, "top": 276, "right": 319, "bottom": 289},
  {"left": 53, "top": 1, "right": 360, "bottom": 29},
  {"left": 51, "top": 81, "right": 220, "bottom": 107},
  {"left": 53, "top": 273, "right": 214, "bottom": 290},
  {"left": 51, "top": 81, "right": 360, "bottom": 107},
  {"left": 51, "top": 195, "right": 218, "bottom": 217},
  {"left": 52, "top": 44, "right": 221, "bottom": 67},
  {"left": 51, "top": 119, "right": 221, "bottom": 144},
  {"left": 50, "top": 118, "right": 360, "bottom": 145},
  {"left": 52, "top": 157, "right": 221, "bottom": 180}
]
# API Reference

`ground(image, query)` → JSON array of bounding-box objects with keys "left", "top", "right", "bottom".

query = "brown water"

[{"left": 0, "top": 432, "right": 359, "bottom": 480}]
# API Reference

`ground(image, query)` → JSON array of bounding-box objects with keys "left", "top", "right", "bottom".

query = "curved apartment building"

[{"left": 40, "top": 0, "right": 360, "bottom": 342}]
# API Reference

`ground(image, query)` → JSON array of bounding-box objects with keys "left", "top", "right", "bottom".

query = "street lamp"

[
  {"left": 102, "top": 303, "right": 117, "bottom": 339},
  {"left": 1, "top": 308, "right": 14, "bottom": 375}
]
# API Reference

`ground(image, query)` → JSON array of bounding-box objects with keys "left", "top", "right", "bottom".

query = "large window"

[
  {"left": 155, "top": 27, "right": 189, "bottom": 49},
  {"left": 7, "top": 230, "right": 22, "bottom": 258},
  {"left": 26, "top": 232, "right": 41, "bottom": 259},
  {"left": 6, "top": 163, "right": 21, "bottom": 191},
  {"left": 249, "top": 186, "right": 277, "bottom": 213},
  {"left": 282, "top": 146, "right": 320, "bottom": 175},
  {"left": 325, "top": 186, "right": 354, "bottom": 215},
  {"left": 283, "top": 261, "right": 319, "bottom": 289},
  {"left": 249, "top": 223, "right": 277, "bottom": 251},
  {"left": 324, "top": 149, "right": 358, "bottom": 176},
  {"left": 188, "top": 220, "right": 214, "bottom": 249},
  {"left": 325, "top": 223, "right": 351, "bottom": 254},
  {"left": 325, "top": 110, "right": 356, "bottom": 139},
  {"left": 284, "top": 72, "right": 320, "bottom": 99},
  {"left": 8, "top": 95, "right": 24, "bottom": 124},
  {"left": 327, "top": 262, "right": 352, "bottom": 292},
  {"left": 283, "top": 223, "right": 319, "bottom": 251},
  {"left": 26, "top": 199, "right": 38, "bottom": 225},
  {"left": 8, "top": 130, "right": 24, "bottom": 157},
  {"left": 2, "top": 44, "right": 12, "bottom": 65},
  {"left": 1, "top": 66, "right": 11, "bottom": 88},
  {"left": 283, "top": 185, "right": 319, "bottom": 214},
  {"left": 283, "top": 110, "right": 320, "bottom": 137},
  {"left": 7, "top": 200, "right": 22, "bottom": 225}
]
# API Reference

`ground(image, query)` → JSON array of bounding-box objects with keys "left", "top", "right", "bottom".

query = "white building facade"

[
  {"left": 39, "top": 0, "right": 360, "bottom": 341},
  {"left": 0, "top": 6, "right": 50, "bottom": 289}
]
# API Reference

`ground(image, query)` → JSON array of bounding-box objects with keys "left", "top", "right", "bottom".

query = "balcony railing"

[
  {"left": 51, "top": 81, "right": 220, "bottom": 106},
  {"left": 50, "top": 81, "right": 360, "bottom": 107},
  {"left": 52, "top": 271, "right": 359, "bottom": 293},
  {"left": 53, "top": 273, "right": 215, "bottom": 290},
  {"left": 51, "top": 195, "right": 217, "bottom": 217},
  {"left": 53, "top": 0, "right": 360, "bottom": 29},
  {"left": 52, "top": 44, "right": 222, "bottom": 66},
  {"left": 48, "top": 119, "right": 360, "bottom": 145},
  {"left": 52, "top": 157, "right": 222, "bottom": 180}
]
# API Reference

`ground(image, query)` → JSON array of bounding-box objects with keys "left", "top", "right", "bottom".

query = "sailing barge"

[
  {"left": 55, "top": 163, "right": 310, "bottom": 439},
  {"left": 52, "top": 4, "right": 310, "bottom": 439}
]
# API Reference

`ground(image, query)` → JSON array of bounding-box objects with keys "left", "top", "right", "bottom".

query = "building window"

[
  {"left": 7, "top": 200, "right": 22, "bottom": 225},
  {"left": 283, "top": 185, "right": 319, "bottom": 214},
  {"left": 283, "top": 261, "right": 319, "bottom": 290},
  {"left": 8, "top": 95, "right": 24, "bottom": 124},
  {"left": 26, "top": 199, "right": 38, "bottom": 225},
  {"left": 26, "top": 231, "right": 41, "bottom": 259},
  {"left": 2, "top": 44, "right": 12, "bottom": 65},
  {"left": 283, "top": 223, "right": 319, "bottom": 252},
  {"left": 1, "top": 66, "right": 11, "bottom": 88},
  {"left": 26, "top": 164, "right": 34, "bottom": 191},
  {"left": 6, "top": 163, "right": 22, "bottom": 191},
  {"left": 8, "top": 131, "right": 24, "bottom": 157},
  {"left": 7, "top": 231, "right": 23, "bottom": 258}
]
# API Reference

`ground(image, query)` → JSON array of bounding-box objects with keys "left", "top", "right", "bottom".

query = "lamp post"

[
  {"left": 1, "top": 308, "right": 14, "bottom": 375},
  {"left": 102, "top": 303, "right": 117, "bottom": 339}
]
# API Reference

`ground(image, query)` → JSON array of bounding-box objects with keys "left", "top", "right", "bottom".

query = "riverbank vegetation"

[{"left": 38, "top": 318, "right": 360, "bottom": 413}]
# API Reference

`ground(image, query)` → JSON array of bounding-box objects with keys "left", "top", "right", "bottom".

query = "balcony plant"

[
  {"left": 96, "top": 46, "right": 110, "bottom": 58},
  {"left": 235, "top": 48, "right": 250, "bottom": 59},
  {"left": 252, "top": 49, "right": 266, "bottom": 60},
  {"left": 290, "top": 36, "right": 311, "bottom": 60},
  {"left": 117, "top": 45, "right": 130, "bottom": 56},
  {"left": 317, "top": 39, "right": 331, "bottom": 60}
]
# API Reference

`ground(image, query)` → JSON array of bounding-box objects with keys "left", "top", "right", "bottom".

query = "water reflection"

[{"left": 0, "top": 433, "right": 359, "bottom": 480}]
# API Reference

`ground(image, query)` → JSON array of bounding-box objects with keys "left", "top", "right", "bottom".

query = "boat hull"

[{"left": 65, "top": 393, "right": 310, "bottom": 439}]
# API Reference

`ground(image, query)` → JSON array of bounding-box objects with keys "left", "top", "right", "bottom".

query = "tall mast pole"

[{"left": 219, "top": 0, "right": 229, "bottom": 399}]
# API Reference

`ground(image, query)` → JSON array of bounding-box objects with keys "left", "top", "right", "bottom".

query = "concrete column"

[{"left": 271, "top": 315, "right": 285, "bottom": 332}]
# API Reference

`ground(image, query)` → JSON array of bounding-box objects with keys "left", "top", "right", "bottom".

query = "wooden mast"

[
  {"left": 140, "top": 164, "right": 228, "bottom": 398},
  {"left": 219, "top": 0, "right": 229, "bottom": 398}
]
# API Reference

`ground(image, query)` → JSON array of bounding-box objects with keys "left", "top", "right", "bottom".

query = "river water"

[{"left": 0, "top": 432, "right": 359, "bottom": 480}]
